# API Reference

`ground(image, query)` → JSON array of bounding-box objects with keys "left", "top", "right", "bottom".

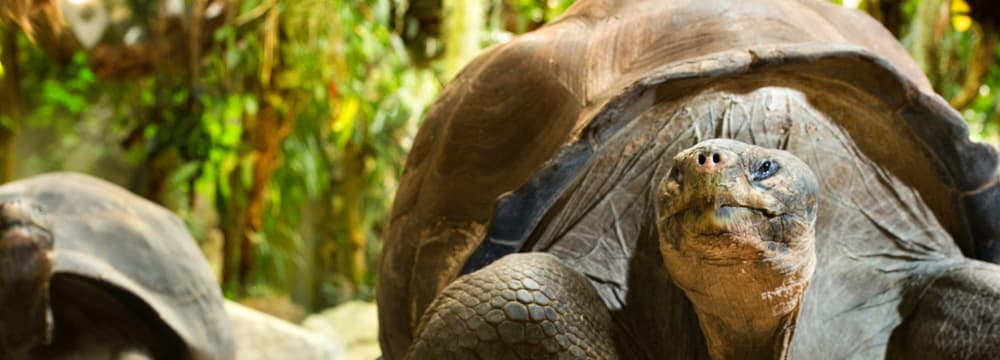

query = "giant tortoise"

[
  {"left": 378, "top": 0, "right": 1000, "bottom": 358},
  {"left": 0, "top": 172, "right": 234, "bottom": 359}
]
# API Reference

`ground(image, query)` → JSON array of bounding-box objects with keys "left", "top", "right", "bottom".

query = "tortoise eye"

[{"left": 752, "top": 159, "right": 779, "bottom": 181}]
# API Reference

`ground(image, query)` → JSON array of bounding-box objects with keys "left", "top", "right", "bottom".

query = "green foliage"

[
  {"left": 962, "top": 46, "right": 1000, "bottom": 146},
  {"left": 27, "top": 53, "right": 95, "bottom": 125},
  {"left": 2, "top": 0, "right": 581, "bottom": 309},
  {"left": 895, "top": 0, "right": 1000, "bottom": 147},
  {"left": 246, "top": 0, "right": 441, "bottom": 306},
  {"left": 3, "top": 0, "right": 1000, "bottom": 313}
]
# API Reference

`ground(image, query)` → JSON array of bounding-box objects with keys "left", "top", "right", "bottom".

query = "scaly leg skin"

[
  {"left": 405, "top": 253, "right": 618, "bottom": 359},
  {"left": 887, "top": 261, "right": 1000, "bottom": 359}
]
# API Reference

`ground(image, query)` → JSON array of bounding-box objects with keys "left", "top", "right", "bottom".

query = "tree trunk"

[
  {"left": 296, "top": 192, "right": 335, "bottom": 310},
  {"left": 240, "top": 102, "right": 294, "bottom": 289},
  {"left": 903, "top": 0, "right": 947, "bottom": 87},
  {"left": 0, "top": 124, "right": 13, "bottom": 183},
  {"left": 219, "top": 100, "right": 294, "bottom": 297},
  {"left": 220, "top": 168, "right": 249, "bottom": 294},
  {"left": 0, "top": 27, "right": 21, "bottom": 183},
  {"left": 219, "top": 3, "right": 291, "bottom": 295},
  {"left": 442, "top": 0, "right": 486, "bottom": 79},
  {"left": 339, "top": 142, "right": 366, "bottom": 287},
  {"left": 865, "top": 0, "right": 905, "bottom": 37}
]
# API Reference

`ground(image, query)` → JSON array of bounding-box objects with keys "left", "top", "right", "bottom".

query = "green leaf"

[
  {"left": 244, "top": 95, "right": 259, "bottom": 116},
  {"left": 333, "top": 96, "right": 359, "bottom": 147},
  {"left": 241, "top": 155, "right": 255, "bottom": 190},
  {"left": 41, "top": 80, "right": 87, "bottom": 114}
]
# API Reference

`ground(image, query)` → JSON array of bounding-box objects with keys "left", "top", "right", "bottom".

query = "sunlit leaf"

[
  {"left": 951, "top": 0, "right": 972, "bottom": 32},
  {"left": 333, "top": 96, "right": 359, "bottom": 146},
  {"left": 77, "top": 67, "right": 95, "bottom": 83},
  {"left": 40, "top": 80, "right": 87, "bottom": 115},
  {"left": 141, "top": 88, "right": 155, "bottom": 106},
  {"left": 172, "top": 90, "right": 189, "bottom": 106},
  {"left": 241, "top": 154, "right": 255, "bottom": 189},
  {"left": 171, "top": 163, "right": 202, "bottom": 189},
  {"left": 244, "top": 95, "right": 259, "bottom": 116},
  {"left": 222, "top": 122, "right": 243, "bottom": 147}
]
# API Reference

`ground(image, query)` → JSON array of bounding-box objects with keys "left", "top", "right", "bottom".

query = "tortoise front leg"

[
  {"left": 405, "top": 253, "right": 618, "bottom": 359},
  {"left": 887, "top": 261, "right": 1000, "bottom": 359}
]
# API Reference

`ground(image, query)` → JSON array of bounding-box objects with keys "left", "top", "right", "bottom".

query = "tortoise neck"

[{"left": 693, "top": 299, "right": 802, "bottom": 360}]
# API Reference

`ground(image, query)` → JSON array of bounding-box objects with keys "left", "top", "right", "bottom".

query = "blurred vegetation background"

[{"left": 0, "top": 0, "right": 997, "bottom": 319}]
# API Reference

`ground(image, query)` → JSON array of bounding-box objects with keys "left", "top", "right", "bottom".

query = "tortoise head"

[
  {"left": 0, "top": 200, "right": 54, "bottom": 358},
  {"left": 657, "top": 139, "right": 818, "bottom": 358}
]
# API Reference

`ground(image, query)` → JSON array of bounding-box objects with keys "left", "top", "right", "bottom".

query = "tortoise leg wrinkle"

[
  {"left": 405, "top": 253, "right": 618, "bottom": 359},
  {"left": 887, "top": 262, "right": 1000, "bottom": 359}
]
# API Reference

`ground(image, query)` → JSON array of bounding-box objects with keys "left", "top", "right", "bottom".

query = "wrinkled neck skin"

[
  {"left": 657, "top": 139, "right": 819, "bottom": 360},
  {"left": 685, "top": 239, "right": 812, "bottom": 360},
  {"left": 664, "top": 212, "right": 816, "bottom": 360},
  {"left": 662, "top": 221, "right": 814, "bottom": 360},
  {"left": 696, "top": 308, "right": 799, "bottom": 360}
]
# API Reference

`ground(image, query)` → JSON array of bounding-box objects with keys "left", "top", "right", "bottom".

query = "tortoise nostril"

[
  {"left": 697, "top": 154, "right": 706, "bottom": 165},
  {"left": 712, "top": 153, "right": 720, "bottom": 164}
]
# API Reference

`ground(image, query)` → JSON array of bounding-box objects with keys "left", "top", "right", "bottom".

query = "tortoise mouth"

[
  {"left": 664, "top": 189, "right": 783, "bottom": 219},
  {"left": 717, "top": 203, "right": 773, "bottom": 218},
  {"left": 668, "top": 202, "right": 779, "bottom": 239}
]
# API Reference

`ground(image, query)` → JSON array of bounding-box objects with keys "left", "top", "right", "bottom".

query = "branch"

[
  {"left": 949, "top": 24, "right": 997, "bottom": 110},
  {"left": 86, "top": 2, "right": 230, "bottom": 80},
  {"left": 0, "top": 0, "right": 61, "bottom": 40}
]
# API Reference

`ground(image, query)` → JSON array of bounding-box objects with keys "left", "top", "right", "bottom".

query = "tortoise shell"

[
  {"left": 377, "top": 0, "right": 1000, "bottom": 358},
  {"left": 0, "top": 172, "right": 234, "bottom": 359}
]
